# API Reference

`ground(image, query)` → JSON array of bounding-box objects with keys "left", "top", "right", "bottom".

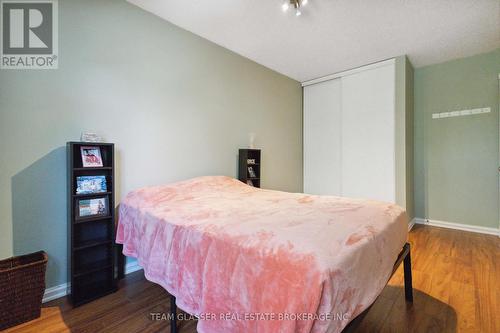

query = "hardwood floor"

[{"left": 3, "top": 225, "right": 499, "bottom": 333}]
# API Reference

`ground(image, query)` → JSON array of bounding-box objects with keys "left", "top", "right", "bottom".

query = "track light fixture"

[{"left": 282, "top": 0, "right": 308, "bottom": 16}]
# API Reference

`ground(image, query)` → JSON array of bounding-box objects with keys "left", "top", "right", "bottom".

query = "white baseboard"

[
  {"left": 42, "top": 283, "right": 70, "bottom": 303},
  {"left": 125, "top": 260, "right": 143, "bottom": 274},
  {"left": 414, "top": 218, "right": 500, "bottom": 236},
  {"left": 42, "top": 261, "right": 143, "bottom": 303},
  {"left": 408, "top": 218, "right": 416, "bottom": 231}
]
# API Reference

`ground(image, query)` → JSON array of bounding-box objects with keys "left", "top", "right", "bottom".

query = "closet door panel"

[
  {"left": 303, "top": 79, "right": 342, "bottom": 195},
  {"left": 341, "top": 64, "right": 396, "bottom": 202}
]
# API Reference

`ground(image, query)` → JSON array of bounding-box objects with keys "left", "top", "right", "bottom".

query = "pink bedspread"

[{"left": 116, "top": 176, "right": 408, "bottom": 333}]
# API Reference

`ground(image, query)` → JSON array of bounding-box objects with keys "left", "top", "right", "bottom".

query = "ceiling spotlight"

[{"left": 282, "top": 0, "right": 308, "bottom": 16}]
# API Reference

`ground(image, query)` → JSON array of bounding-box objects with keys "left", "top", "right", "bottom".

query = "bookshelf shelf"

[
  {"left": 74, "top": 239, "right": 112, "bottom": 251},
  {"left": 73, "top": 216, "right": 112, "bottom": 225},
  {"left": 74, "top": 258, "right": 112, "bottom": 277},
  {"left": 74, "top": 167, "right": 113, "bottom": 171},
  {"left": 73, "top": 191, "right": 113, "bottom": 198},
  {"left": 67, "top": 142, "right": 117, "bottom": 306}
]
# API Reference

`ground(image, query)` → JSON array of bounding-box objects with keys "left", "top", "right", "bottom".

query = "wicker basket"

[{"left": 0, "top": 251, "right": 48, "bottom": 330}]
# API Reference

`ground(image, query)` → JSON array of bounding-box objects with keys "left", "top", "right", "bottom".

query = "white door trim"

[{"left": 301, "top": 58, "right": 396, "bottom": 87}]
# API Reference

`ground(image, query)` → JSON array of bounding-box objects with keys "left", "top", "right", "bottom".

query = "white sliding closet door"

[
  {"left": 303, "top": 78, "right": 342, "bottom": 195},
  {"left": 341, "top": 64, "right": 396, "bottom": 202}
]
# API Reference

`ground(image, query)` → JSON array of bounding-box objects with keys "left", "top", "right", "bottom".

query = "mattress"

[{"left": 116, "top": 176, "right": 408, "bottom": 333}]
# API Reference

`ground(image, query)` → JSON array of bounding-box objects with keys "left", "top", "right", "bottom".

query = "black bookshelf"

[
  {"left": 67, "top": 142, "right": 117, "bottom": 306},
  {"left": 238, "top": 149, "right": 261, "bottom": 188}
]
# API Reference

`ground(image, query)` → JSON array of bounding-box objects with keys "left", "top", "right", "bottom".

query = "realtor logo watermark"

[{"left": 1, "top": 0, "right": 57, "bottom": 69}]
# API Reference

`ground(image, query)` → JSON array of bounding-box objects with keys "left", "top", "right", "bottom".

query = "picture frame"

[
  {"left": 80, "top": 146, "right": 103, "bottom": 167},
  {"left": 248, "top": 166, "right": 256, "bottom": 178},
  {"left": 76, "top": 175, "right": 107, "bottom": 194},
  {"left": 76, "top": 197, "right": 109, "bottom": 219}
]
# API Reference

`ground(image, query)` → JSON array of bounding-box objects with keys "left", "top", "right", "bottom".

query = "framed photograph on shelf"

[
  {"left": 76, "top": 176, "right": 107, "bottom": 194},
  {"left": 248, "top": 166, "right": 256, "bottom": 178},
  {"left": 80, "top": 146, "right": 103, "bottom": 167},
  {"left": 76, "top": 197, "right": 109, "bottom": 219}
]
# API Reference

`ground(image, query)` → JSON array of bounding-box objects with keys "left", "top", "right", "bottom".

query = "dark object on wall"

[
  {"left": 67, "top": 142, "right": 117, "bottom": 306},
  {"left": 238, "top": 149, "right": 261, "bottom": 188},
  {"left": 0, "top": 251, "right": 48, "bottom": 330}
]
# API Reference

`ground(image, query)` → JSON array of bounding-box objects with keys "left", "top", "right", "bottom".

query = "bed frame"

[
  {"left": 341, "top": 242, "right": 413, "bottom": 332},
  {"left": 167, "top": 242, "right": 413, "bottom": 333}
]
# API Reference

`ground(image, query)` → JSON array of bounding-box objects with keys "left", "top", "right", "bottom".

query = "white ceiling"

[{"left": 128, "top": 0, "right": 500, "bottom": 82}]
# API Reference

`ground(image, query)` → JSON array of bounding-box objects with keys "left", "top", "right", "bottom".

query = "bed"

[{"left": 116, "top": 176, "right": 411, "bottom": 333}]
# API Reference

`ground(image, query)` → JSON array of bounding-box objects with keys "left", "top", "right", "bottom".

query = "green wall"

[
  {"left": 0, "top": 0, "right": 303, "bottom": 287},
  {"left": 414, "top": 48, "right": 500, "bottom": 229}
]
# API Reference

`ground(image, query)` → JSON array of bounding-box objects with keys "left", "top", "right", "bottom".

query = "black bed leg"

[
  {"left": 403, "top": 244, "right": 413, "bottom": 302},
  {"left": 170, "top": 294, "right": 178, "bottom": 333}
]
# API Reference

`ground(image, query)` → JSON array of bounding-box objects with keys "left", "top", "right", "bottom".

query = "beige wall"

[{"left": 0, "top": 0, "right": 303, "bottom": 286}]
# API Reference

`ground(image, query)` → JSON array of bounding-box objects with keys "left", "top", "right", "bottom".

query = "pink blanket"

[{"left": 116, "top": 176, "right": 407, "bottom": 333}]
